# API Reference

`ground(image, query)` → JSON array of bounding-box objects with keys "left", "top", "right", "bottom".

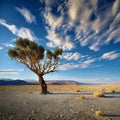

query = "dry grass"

[
  {"left": 93, "top": 91, "right": 105, "bottom": 97},
  {"left": 95, "top": 110, "right": 102, "bottom": 116},
  {"left": 0, "top": 84, "right": 120, "bottom": 93}
]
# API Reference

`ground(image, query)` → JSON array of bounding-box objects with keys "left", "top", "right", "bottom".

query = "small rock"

[
  {"left": 9, "top": 115, "right": 13, "bottom": 120},
  {"left": 70, "top": 109, "right": 74, "bottom": 113},
  {"left": 31, "top": 110, "right": 36, "bottom": 114},
  {"left": 60, "top": 114, "right": 63, "bottom": 117},
  {"left": 23, "top": 102, "right": 29, "bottom": 105},
  {"left": 46, "top": 116, "right": 51, "bottom": 119},
  {"left": 29, "top": 116, "right": 36, "bottom": 120}
]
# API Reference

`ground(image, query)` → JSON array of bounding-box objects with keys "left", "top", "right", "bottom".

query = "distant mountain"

[
  {"left": 0, "top": 79, "right": 97, "bottom": 85},
  {"left": 0, "top": 79, "right": 30, "bottom": 85},
  {"left": 45, "top": 80, "right": 92, "bottom": 85},
  {"left": 0, "top": 78, "right": 15, "bottom": 81},
  {"left": 46, "top": 80, "right": 77, "bottom": 85}
]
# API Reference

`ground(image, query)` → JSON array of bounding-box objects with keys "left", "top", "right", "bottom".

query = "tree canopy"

[{"left": 8, "top": 38, "right": 62, "bottom": 76}]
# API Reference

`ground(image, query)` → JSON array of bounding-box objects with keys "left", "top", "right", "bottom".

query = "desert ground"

[{"left": 0, "top": 85, "right": 120, "bottom": 120}]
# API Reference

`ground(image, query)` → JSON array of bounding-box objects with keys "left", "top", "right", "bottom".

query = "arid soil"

[{"left": 0, "top": 85, "right": 120, "bottom": 120}]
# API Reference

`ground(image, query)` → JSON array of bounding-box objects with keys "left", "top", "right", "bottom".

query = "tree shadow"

[
  {"left": 105, "top": 96, "right": 120, "bottom": 98},
  {"left": 105, "top": 92, "right": 120, "bottom": 98},
  {"left": 105, "top": 92, "right": 120, "bottom": 95},
  {"left": 103, "top": 114, "right": 120, "bottom": 117},
  {"left": 48, "top": 92, "right": 92, "bottom": 95}
]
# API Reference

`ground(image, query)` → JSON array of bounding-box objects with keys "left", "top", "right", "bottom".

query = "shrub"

[
  {"left": 108, "top": 89, "right": 115, "bottom": 93},
  {"left": 80, "top": 95, "right": 85, "bottom": 99},
  {"left": 76, "top": 89, "right": 80, "bottom": 92},
  {"left": 95, "top": 110, "right": 102, "bottom": 116},
  {"left": 93, "top": 91, "right": 105, "bottom": 97}
]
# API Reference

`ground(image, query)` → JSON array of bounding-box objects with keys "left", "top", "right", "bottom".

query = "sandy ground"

[{"left": 0, "top": 85, "right": 120, "bottom": 120}]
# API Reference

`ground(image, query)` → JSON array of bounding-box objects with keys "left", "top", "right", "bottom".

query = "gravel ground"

[{"left": 0, "top": 87, "right": 120, "bottom": 120}]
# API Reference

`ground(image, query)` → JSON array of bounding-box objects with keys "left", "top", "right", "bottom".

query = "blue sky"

[{"left": 0, "top": 0, "right": 120, "bottom": 84}]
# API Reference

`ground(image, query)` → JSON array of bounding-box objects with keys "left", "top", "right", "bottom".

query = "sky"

[{"left": 0, "top": 0, "right": 120, "bottom": 84}]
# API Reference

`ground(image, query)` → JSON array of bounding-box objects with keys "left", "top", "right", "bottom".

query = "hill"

[
  {"left": 0, "top": 79, "right": 97, "bottom": 85},
  {"left": 0, "top": 79, "right": 30, "bottom": 85}
]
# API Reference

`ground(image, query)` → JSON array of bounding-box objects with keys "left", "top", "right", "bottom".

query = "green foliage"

[
  {"left": 47, "top": 50, "right": 53, "bottom": 59},
  {"left": 15, "top": 38, "right": 30, "bottom": 48},
  {"left": 8, "top": 38, "right": 45, "bottom": 63},
  {"left": 54, "top": 48, "right": 62, "bottom": 59},
  {"left": 46, "top": 48, "right": 62, "bottom": 60},
  {"left": 8, "top": 49, "right": 18, "bottom": 58},
  {"left": 8, "top": 38, "right": 62, "bottom": 75},
  {"left": 54, "top": 48, "right": 62, "bottom": 56}
]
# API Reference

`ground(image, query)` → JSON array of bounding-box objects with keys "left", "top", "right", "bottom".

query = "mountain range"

[{"left": 0, "top": 78, "right": 95, "bottom": 85}]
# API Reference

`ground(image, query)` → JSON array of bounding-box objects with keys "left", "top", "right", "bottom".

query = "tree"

[{"left": 8, "top": 38, "right": 62, "bottom": 94}]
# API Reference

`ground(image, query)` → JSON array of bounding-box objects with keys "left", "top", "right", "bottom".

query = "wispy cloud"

[
  {"left": 67, "top": 0, "right": 81, "bottom": 23},
  {"left": 0, "top": 71, "right": 18, "bottom": 75},
  {"left": 16, "top": 7, "right": 36, "bottom": 24},
  {"left": 0, "top": 69, "right": 24, "bottom": 75},
  {"left": 63, "top": 52, "right": 81, "bottom": 61},
  {"left": 0, "top": 19, "right": 37, "bottom": 41},
  {"left": 58, "top": 58, "right": 96, "bottom": 70},
  {"left": 100, "top": 51, "right": 120, "bottom": 60},
  {"left": 40, "top": 0, "right": 120, "bottom": 51},
  {"left": 112, "top": 0, "right": 120, "bottom": 16},
  {"left": 41, "top": 2, "right": 74, "bottom": 50},
  {"left": 3, "top": 42, "right": 14, "bottom": 47},
  {"left": 46, "top": 42, "right": 56, "bottom": 48}
]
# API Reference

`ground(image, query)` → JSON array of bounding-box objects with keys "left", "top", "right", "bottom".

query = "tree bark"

[{"left": 38, "top": 75, "right": 47, "bottom": 94}]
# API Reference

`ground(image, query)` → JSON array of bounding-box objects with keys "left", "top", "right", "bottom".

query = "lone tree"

[{"left": 8, "top": 38, "right": 62, "bottom": 94}]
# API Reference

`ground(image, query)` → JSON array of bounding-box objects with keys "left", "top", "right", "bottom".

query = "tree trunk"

[{"left": 38, "top": 75, "right": 47, "bottom": 94}]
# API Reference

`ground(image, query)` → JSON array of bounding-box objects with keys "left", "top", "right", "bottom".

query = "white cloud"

[
  {"left": 46, "top": 42, "right": 56, "bottom": 48},
  {"left": 100, "top": 51, "right": 120, "bottom": 60},
  {"left": 89, "top": 39, "right": 103, "bottom": 51},
  {"left": 41, "top": 0, "right": 120, "bottom": 51},
  {"left": 79, "top": 58, "right": 96, "bottom": 68},
  {"left": 110, "top": 13, "right": 120, "bottom": 30},
  {"left": 40, "top": 0, "right": 56, "bottom": 6},
  {"left": 43, "top": 8, "right": 63, "bottom": 29},
  {"left": 3, "top": 42, "right": 14, "bottom": 47},
  {"left": 105, "top": 27, "right": 120, "bottom": 43},
  {"left": 58, "top": 62, "right": 81, "bottom": 70},
  {"left": 42, "top": 3, "right": 74, "bottom": 50},
  {"left": 112, "top": 0, "right": 120, "bottom": 16},
  {"left": 46, "top": 29, "right": 63, "bottom": 46},
  {"left": 45, "top": 26, "right": 74, "bottom": 50},
  {"left": 58, "top": 58, "right": 96, "bottom": 70},
  {"left": 67, "top": 0, "right": 81, "bottom": 23},
  {"left": 0, "top": 46, "right": 3, "bottom": 50},
  {"left": 0, "top": 71, "right": 18, "bottom": 75},
  {"left": 83, "top": 58, "right": 96, "bottom": 65},
  {"left": 16, "top": 7, "right": 36, "bottom": 24},
  {"left": 0, "top": 19, "right": 17, "bottom": 34},
  {"left": 17, "top": 27, "right": 36, "bottom": 41},
  {"left": 0, "top": 69, "right": 24, "bottom": 76},
  {"left": 63, "top": 52, "right": 81, "bottom": 60},
  {"left": 0, "top": 19, "right": 37, "bottom": 41}
]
